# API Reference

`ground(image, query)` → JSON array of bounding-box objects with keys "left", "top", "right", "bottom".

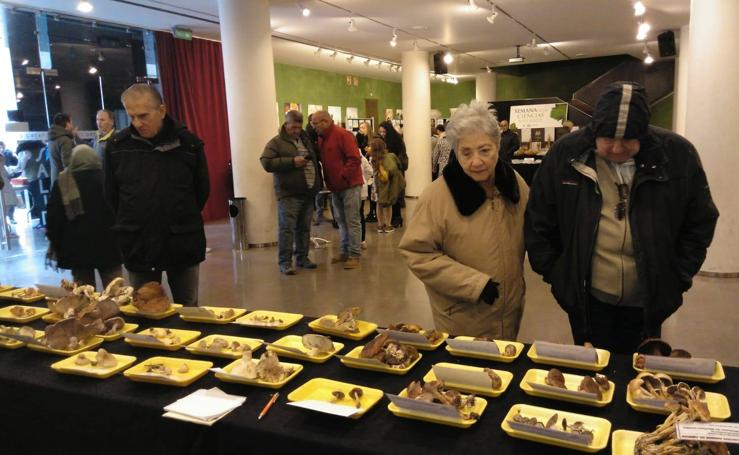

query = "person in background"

[
  {"left": 48, "top": 113, "right": 78, "bottom": 184},
  {"left": 311, "top": 110, "right": 363, "bottom": 269},
  {"left": 356, "top": 122, "right": 370, "bottom": 155},
  {"left": 359, "top": 152, "right": 373, "bottom": 248},
  {"left": 369, "top": 138, "right": 405, "bottom": 234},
  {"left": 0, "top": 141, "right": 19, "bottom": 224},
  {"left": 430, "top": 120, "right": 439, "bottom": 161},
  {"left": 92, "top": 109, "right": 116, "bottom": 166},
  {"left": 0, "top": 152, "right": 18, "bottom": 236},
  {"left": 105, "top": 84, "right": 209, "bottom": 305},
  {"left": 14, "top": 140, "right": 49, "bottom": 228},
  {"left": 525, "top": 82, "right": 719, "bottom": 353},
  {"left": 498, "top": 119, "right": 520, "bottom": 163},
  {"left": 260, "top": 110, "right": 322, "bottom": 275},
  {"left": 378, "top": 120, "right": 408, "bottom": 227},
  {"left": 399, "top": 100, "right": 529, "bottom": 338},
  {"left": 46, "top": 145, "right": 121, "bottom": 289},
  {"left": 308, "top": 113, "right": 328, "bottom": 226},
  {"left": 431, "top": 124, "right": 451, "bottom": 180}
]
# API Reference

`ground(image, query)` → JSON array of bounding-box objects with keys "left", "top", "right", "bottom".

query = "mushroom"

[
  {"left": 301, "top": 334, "right": 334, "bottom": 356},
  {"left": 504, "top": 344, "right": 517, "bottom": 357},
  {"left": 177, "top": 363, "right": 190, "bottom": 374},
  {"left": 95, "top": 348, "right": 118, "bottom": 368},
  {"left": 331, "top": 391, "right": 345, "bottom": 402},
  {"left": 578, "top": 376, "right": 603, "bottom": 400},
  {"left": 349, "top": 387, "right": 363, "bottom": 408},
  {"left": 484, "top": 368, "right": 503, "bottom": 390},
  {"left": 545, "top": 368, "right": 566, "bottom": 389},
  {"left": 74, "top": 353, "right": 91, "bottom": 366},
  {"left": 594, "top": 373, "right": 610, "bottom": 391}
]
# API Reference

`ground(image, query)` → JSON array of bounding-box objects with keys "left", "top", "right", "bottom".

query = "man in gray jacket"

[
  {"left": 47, "top": 113, "right": 77, "bottom": 184},
  {"left": 260, "top": 110, "right": 323, "bottom": 275}
]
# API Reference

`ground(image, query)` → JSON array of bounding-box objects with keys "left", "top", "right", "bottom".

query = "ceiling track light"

[
  {"left": 21, "top": 58, "right": 29, "bottom": 65},
  {"left": 390, "top": 29, "right": 398, "bottom": 48},
  {"left": 486, "top": 3, "right": 498, "bottom": 24},
  {"left": 643, "top": 43, "right": 654, "bottom": 64},
  {"left": 314, "top": 47, "right": 322, "bottom": 56},
  {"left": 346, "top": 55, "right": 354, "bottom": 63},
  {"left": 329, "top": 50, "right": 337, "bottom": 59},
  {"left": 636, "top": 21, "right": 650, "bottom": 40},
  {"left": 443, "top": 51, "right": 453, "bottom": 64},
  {"left": 528, "top": 36, "right": 537, "bottom": 48},
  {"left": 467, "top": 0, "right": 478, "bottom": 11},
  {"left": 297, "top": 1, "right": 310, "bottom": 17},
  {"left": 347, "top": 18, "right": 357, "bottom": 32},
  {"left": 88, "top": 65, "right": 98, "bottom": 74},
  {"left": 634, "top": 1, "right": 646, "bottom": 17},
  {"left": 364, "top": 59, "right": 371, "bottom": 66},
  {"left": 486, "top": 66, "right": 492, "bottom": 73},
  {"left": 76, "top": 1, "right": 93, "bottom": 13}
]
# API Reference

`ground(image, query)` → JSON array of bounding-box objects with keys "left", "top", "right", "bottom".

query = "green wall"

[
  {"left": 650, "top": 94, "right": 674, "bottom": 130},
  {"left": 274, "top": 63, "right": 476, "bottom": 126}
]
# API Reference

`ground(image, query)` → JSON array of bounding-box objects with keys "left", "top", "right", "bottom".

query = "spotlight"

[
  {"left": 643, "top": 43, "right": 654, "bottom": 64},
  {"left": 443, "top": 51, "right": 453, "bottom": 64},
  {"left": 346, "top": 55, "right": 354, "bottom": 63},
  {"left": 467, "top": 0, "right": 478, "bottom": 11},
  {"left": 486, "top": 66, "right": 492, "bottom": 73},
  {"left": 97, "top": 52, "right": 105, "bottom": 62},
  {"left": 15, "top": 91, "right": 23, "bottom": 99},
  {"left": 528, "top": 36, "right": 537, "bottom": 48},
  {"left": 88, "top": 66, "right": 98, "bottom": 74},
  {"left": 348, "top": 19, "right": 357, "bottom": 32},
  {"left": 364, "top": 59, "right": 371, "bottom": 66},
  {"left": 390, "top": 29, "right": 398, "bottom": 48},
  {"left": 76, "top": 1, "right": 93, "bottom": 13},
  {"left": 54, "top": 84, "right": 61, "bottom": 90},
  {"left": 486, "top": 3, "right": 498, "bottom": 24},
  {"left": 636, "top": 22, "right": 650, "bottom": 40},
  {"left": 297, "top": 2, "right": 310, "bottom": 17},
  {"left": 634, "top": 1, "right": 646, "bottom": 17},
  {"left": 21, "top": 58, "right": 28, "bottom": 65}
]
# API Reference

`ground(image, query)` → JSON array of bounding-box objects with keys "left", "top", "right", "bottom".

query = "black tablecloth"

[
  {"left": 512, "top": 162, "right": 541, "bottom": 185},
  {"left": 1, "top": 312, "right": 736, "bottom": 454}
]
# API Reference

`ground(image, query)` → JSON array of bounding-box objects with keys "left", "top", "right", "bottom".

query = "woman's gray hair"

[{"left": 445, "top": 100, "right": 500, "bottom": 151}]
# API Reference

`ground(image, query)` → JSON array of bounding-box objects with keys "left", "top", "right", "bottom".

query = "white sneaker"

[{"left": 361, "top": 241, "right": 367, "bottom": 249}]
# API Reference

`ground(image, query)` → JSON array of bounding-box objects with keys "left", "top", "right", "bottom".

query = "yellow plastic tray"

[
  {"left": 51, "top": 351, "right": 138, "bottom": 379},
  {"left": 445, "top": 337, "right": 525, "bottom": 363},
  {"left": 339, "top": 345, "right": 422, "bottom": 375},
  {"left": 28, "top": 336, "right": 104, "bottom": 356},
  {"left": 519, "top": 369, "right": 615, "bottom": 407},
  {"left": 0, "top": 288, "right": 46, "bottom": 304},
  {"left": 527, "top": 344, "right": 610, "bottom": 372},
  {"left": 233, "top": 310, "right": 303, "bottom": 330},
  {"left": 119, "top": 303, "right": 183, "bottom": 320},
  {"left": 307, "top": 315, "right": 378, "bottom": 340},
  {"left": 124, "top": 356, "right": 213, "bottom": 387},
  {"left": 0, "top": 285, "right": 13, "bottom": 293},
  {"left": 625, "top": 387, "right": 731, "bottom": 421},
  {"left": 266, "top": 334, "right": 343, "bottom": 363},
  {"left": 0, "top": 329, "right": 44, "bottom": 349},
  {"left": 215, "top": 358, "right": 303, "bottom": 389},
  {"left": 611, "top": 429, "right": 643, "bottom": 455},
  {"left": 97, "top": 323, "right": 138, "bottom": 342},
  {"left": 380, "top": 329, "right": 449, "bottom": 351},
  {"left": 178, "top": 306, "right": 246, "bottom": 324},
  {"left": 501, "top": 403, "right": 611, "bottom": 453},
  {"left": 631, "top": 353, "right": 726, "bottom": 384},
  {"left": 124, "top": 327, "right": 201, "bottom": 351},
  {"left": 42, "top": 313, "right": 63, "bottom": 324},
  {"left": 387, "top": 388, "right": 488, "bottom": 428},
  {"left": 0, "top": 305, "right": 49, "bottom": 323},
  {"left": 422, "top": 363, "right": 513, "bottom": 397},
  {"left": 287, "top": 377, "right": 383, "bottom": 419},
  {"left": 186, "top": 334, "right": 263, "bottom": 359}
]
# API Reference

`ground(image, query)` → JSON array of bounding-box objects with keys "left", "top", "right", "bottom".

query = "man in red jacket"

[{"left": 311, "top": 111, "right": 363, "bottom": 269}]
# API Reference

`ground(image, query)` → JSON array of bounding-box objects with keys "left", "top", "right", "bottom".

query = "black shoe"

[
  {"left": 391, "top": 219, "right": 403, "bottom": 228},
  {"left": 332, "top": 221, "right": 339, "bottom": 229},
  {"left": 365, "top": 214, "right": 377, "bottom": 223},
  {"left": 279, "top": 264, "right": 296, "bottom": 275},
  {"left": 297, "top": 258, "right": 317, "bottom": 269}
]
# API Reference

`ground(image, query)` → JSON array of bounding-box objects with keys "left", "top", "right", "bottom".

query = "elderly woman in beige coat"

[{"left": 399, "top": 101, "right": 529, "bottom": 339}]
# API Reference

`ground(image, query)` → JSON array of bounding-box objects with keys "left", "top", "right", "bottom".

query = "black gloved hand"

[{"left": 479, "top": 280, "right": 500, "bottom": 306}]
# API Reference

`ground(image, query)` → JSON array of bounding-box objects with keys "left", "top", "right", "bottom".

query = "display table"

[
  {"left": 511, "top": 160, "right": 542, "bottom": 185},
  {"left": 1, "top": 312, "right": 736, "bottom": 454}
]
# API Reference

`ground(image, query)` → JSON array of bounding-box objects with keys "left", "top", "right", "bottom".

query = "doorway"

[{"left": 364, "top": 98, "right": 378, "bottom": 133}]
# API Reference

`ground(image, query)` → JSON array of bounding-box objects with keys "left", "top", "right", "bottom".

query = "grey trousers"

[{"left": 331, "top": 185, "right": 362, "bottom": 257}]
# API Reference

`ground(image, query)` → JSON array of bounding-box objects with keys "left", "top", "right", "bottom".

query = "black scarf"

[{"left": 442, "top": 155, "right": 520, "bottom": 216}]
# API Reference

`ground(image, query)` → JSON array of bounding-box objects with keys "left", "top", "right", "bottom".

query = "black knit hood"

[{"left": 591, "top": 81, "right": 650, "bottom": 140}]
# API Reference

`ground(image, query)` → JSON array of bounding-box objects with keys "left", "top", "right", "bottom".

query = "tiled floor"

[{"left": 2, "top": 201, "right": 738, "bottom": 365}]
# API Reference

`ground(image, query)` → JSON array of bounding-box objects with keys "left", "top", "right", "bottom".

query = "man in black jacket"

[
  {"left": 105, "top": 84, "right": 209, "bottom": 305},
  {"left": 260, "top": 110, "right": 322, "bottom": 275},
  {"left": 498, "top": 120, "right": 520, "bottom": 163},
  {"left": 525, "top": 82, "right": 718, "bottom": 353}
]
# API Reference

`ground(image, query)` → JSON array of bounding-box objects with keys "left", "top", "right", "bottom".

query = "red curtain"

[{"left": 155, "top": 31, "right": 231, "bottom": 221}]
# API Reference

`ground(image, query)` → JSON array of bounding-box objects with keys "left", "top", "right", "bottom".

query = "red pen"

[{"left": 258, "top": 392, "right": 279, "bottom": 420}]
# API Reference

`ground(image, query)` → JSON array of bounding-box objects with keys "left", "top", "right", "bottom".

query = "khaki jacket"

[{"left": 399, "top": 158, "right": 529, "bottom": 339}]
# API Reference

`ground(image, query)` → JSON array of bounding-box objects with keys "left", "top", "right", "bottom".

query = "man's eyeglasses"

[{"left": 615, "top": 183, "right": 629, "bottom": 220}]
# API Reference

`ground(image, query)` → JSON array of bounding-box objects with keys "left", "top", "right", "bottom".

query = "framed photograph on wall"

[{"left": 308, "top": 104, "right": 323, "bottom": 115}]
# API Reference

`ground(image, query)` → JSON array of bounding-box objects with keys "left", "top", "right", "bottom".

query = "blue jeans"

[
  {"left": 129, "top": 264, "right": 200, "bottom": 306},
  {"left": 331, "top": 185, "right": 362, "bottom": 257},
  {"left": 278, "top": 194, "right": 315, "bottom": 266}
]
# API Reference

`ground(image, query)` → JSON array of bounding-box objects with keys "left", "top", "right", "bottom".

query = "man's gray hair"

[
  {"left": 445, "top": 100, "right": 501, "bottom": 151},
  {"left": 121, "top": 83, "right": 163, "bottom": 107},
  {"left": 285, "top": 110, "right": 303, "bottom": 124},
  {"left": 97, "top": 108, "right": 115, "bottom": 123}
]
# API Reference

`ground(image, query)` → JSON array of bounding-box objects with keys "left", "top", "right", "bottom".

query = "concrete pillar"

[
  {"left": 401, "top": 50, "right": 431, "bottom": 197},
  {"left": 217, "top": 0, "right": 278, "bottom": 246},
  {"left": 685, "top": 0, "right": 739, "bottom": 274},
  {"left": 475, "top": 72, "right": 496, "bottom": 103},
  {"left": 673, "top": 25, "right": 689, "bottom": 136}
]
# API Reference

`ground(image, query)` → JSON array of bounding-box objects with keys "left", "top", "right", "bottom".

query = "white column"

[
  {"left": 217, "top": 0, "right": 278, "bottom": 245},
  {"left": 475, "top": 72, "right": 496, "bottom": 103},
  {"left": 401, "top": 50, "right": 431, "bottom": 197},
  {"left": 673, "top": 25, "right": 689, "bottom": 135},
  {"left": 685, "top": 0, "right": 739, "bottom": 274}
]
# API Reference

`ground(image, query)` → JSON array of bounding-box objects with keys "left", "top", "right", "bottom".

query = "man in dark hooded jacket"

[
  {"left": 47, "top": 113, "right": 77, "bottom": 184},
  {"left": 525, "top": 82, "right": 718, "bottom": 353},
  {"left": 105, "top": 84, "right": 209, "bottom": 305}
]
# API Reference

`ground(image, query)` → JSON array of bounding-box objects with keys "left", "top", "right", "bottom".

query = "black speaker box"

[
  {"left": 658, "top": 31, "right": 676, "bottom": 57},
  {"left": 433, "top": 52, "right": 448, "bottom": 74}
]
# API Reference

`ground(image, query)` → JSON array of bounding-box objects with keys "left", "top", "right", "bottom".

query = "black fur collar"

[{"left": 442, "top": 157, "right": 520, "bottom": 216}]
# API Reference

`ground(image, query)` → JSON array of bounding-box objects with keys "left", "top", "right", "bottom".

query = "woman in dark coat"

[
  {"left": 378, "top": 121, "right": 408, "bottom": 227},
  {"left": 46, "top": 144, "right": 121, "bottom": 289}
]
